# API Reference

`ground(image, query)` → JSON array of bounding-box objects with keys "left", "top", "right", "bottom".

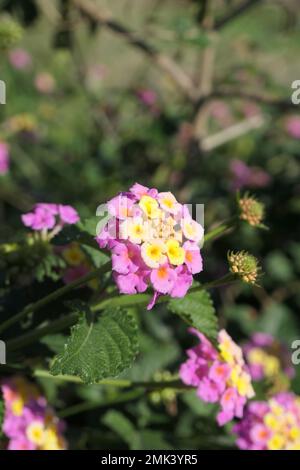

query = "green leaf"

[
  {"left": 182, "top": 390, "right": 216, "bottom": 417},
  {"left": 102, "top": 410, "right": 141, "bottom": 449},
  {"left": 124, "top": 334, "right": 179, "bottom": 381},
  {"left": 50, "top": 307, "right": 139, "bottom": 384},
  {"left": 35, "top": 252, "right": 66, "bottom": 282},
  {"left": 265, "top": 251, "right": 294, "bottom": 282},
  {"left": 81, "top": 244, "right": 109, "bottom": 268},
  {"left": 168, "top": 288, "right": 218, "bottom": 343},
  {"left": 51, "top": 224, "right": 98, "bottom": 249},
  {"left": 40, "top": 334, "right": 67, "bottom": 354}
]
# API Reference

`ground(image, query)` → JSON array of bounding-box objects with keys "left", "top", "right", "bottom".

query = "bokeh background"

[{"left": 1, "top": 0, "right": 300, "bottom": 449}]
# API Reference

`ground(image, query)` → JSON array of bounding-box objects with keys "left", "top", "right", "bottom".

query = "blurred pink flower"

[
  {"left": 34, "top": 72, "right": 56, "bottom": 94},
  {"left": 63, "top": 265, "right": 90, "bottom": 285},
  {"left": 230, "top": 159, "right": 271, "bottom": 191},
  {"left": 180, "top": 328, "right": 254, "bottom": 426},
  {"left": 9, "top": 48, "right": 32, "bottom": 70},
  {"left": 210, "top": 100, "right": 233, "bottom": 127},
  {"left": 233, "top": 393, "right": 300, "bottom": 450},
  {"left": 285, "top": 115, "right": 300, "bottom": 139},
  {"left": 136, "top": 88, "right": 160, "bottom": 115},
  {"left": 0, "top": 141, "right": 10, "bottom": 175},
  {"left": 242, "top": 101, "right": 261, "bottom": 118},
  {"left": 243, "top": 332, "right": 295, "bottom": 383},
  {"left": 22, "top": 203, "right": 79, "bottom": 233},
  {"left": 1, "top": 377, "right": 67, "bottom": 450}
]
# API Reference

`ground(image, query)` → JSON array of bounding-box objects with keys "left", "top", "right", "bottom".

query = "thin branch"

[
  {"left": 196, "top": 88, "right": 296, "bottom": 111},
  {"left": 201, "top": 114, "right": 265, "bottom": 151},
  {"left": 193, "top": 0, "right": 217, "bottom": 140},
  {"left": 71, "top": 0, "right": 197, "bottom": 101},
  {"left": 215, "top": 0, "right": 262, "bottom": 30}
]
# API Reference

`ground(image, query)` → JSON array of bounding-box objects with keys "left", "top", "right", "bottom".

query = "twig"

[
  {"left": 201, "top": 114, "right": 265, "bottom": 151},
  {"left": 197, "top": 88, "right": 295, "bottom": 111},
  {"left": 215, "top": 0, "right": 262, "bottom": 30},
  {"left": 71, "top": 0, "right": 197, "bottom": 101},
  {"left": 193, "top": 0, "right": 217, "bottom": 140}
]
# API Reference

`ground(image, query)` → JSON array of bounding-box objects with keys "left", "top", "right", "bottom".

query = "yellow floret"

[
  {"left": 267, "top": 434, "right": 285, "bottom": 450},
  {"left": 139, "top": 196, "right": 161, "bottom": 219},
  {"left": 141, "top": 241, "right": 166, "bottom": 268},
  {"left": 26, "top": 421, "right": 45, "bottom": 446},
  {"left": 11, "top": 398, "right": 24, "bottom": 416},
  {"left": 63, "top": 244, "right": 86, "bottom": 266},
  {"left": 166, "top": 239, "right": 185, "bottom": 266}
]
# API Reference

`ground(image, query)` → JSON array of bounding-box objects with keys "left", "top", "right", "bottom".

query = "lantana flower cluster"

[
  {"left": 180, "top": 328, "right": 255, "bottom": 425},
  {"left": 1, "top": 377, "right": 67, "bottom": 450},
  {"left": 22, "top": 203, "right": 79, "bottom": 234},
  {"left": 96, "top": 183, "right": 204, "bottom": 309},
  {"left": 243, "top": 333, "right": 295, "bottom": 387},
  {"left": 233, "top": 393, "right": 300, "bottom": 450}
]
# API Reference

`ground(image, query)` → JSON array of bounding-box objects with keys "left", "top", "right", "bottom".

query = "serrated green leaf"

[
  {"left": 168, "top": 288, "right": 218, "bottom": 343},
  {"left": 50, "top": 307, "right": 139, "bottom": 384}
]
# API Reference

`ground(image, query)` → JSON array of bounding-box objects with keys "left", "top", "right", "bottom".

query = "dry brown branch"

[
  {"left": 193, "top": 1, "right": 217, "bottom": 140},
  {"left": 71, "top": 0, "right": 198, "bottom": 101},
  {"left": 201, "top": 114, "right": 265, "bottom": 151}
]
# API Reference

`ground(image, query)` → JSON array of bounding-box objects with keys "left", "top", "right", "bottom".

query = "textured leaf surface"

[
  {"left": 168, "top": 288, "right": 218, "bottom": 343},
  {"left": 50, "top": 307, "right": 139, "bottom": 384}
]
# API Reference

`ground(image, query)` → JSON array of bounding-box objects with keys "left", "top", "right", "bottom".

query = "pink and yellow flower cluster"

[
  {"left": 1, "top": 377, "right": 67, "bottom": 450},
  {"left": 96, "top": 183, "right": 204, "bottom": 309},
  {"left": 233, "top": 393, "right": 300, "bottom": 450},
  {"left": 180, "top": 328, "right": 255, "bottom": 425},
  {"left": 243, "top": 333, "right": 294, "bottom": 385}
]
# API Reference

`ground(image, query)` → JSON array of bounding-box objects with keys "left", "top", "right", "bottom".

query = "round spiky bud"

[
  {"left": 228, "top": 250, "right": 260, "bottom": 284},
  {"left": 238, "top": 194, "right": 265, "bottom": 227},
  {"left": 0, "top": 17, "right": 23, "bottom": 50}
]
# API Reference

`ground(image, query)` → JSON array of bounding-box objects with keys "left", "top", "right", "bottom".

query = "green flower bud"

[
  {"left": 228, "top": 250, "right": 260, "bottom": 284},
  {"left": 0, "top": 17, "right": 23, "bottom": 50}
]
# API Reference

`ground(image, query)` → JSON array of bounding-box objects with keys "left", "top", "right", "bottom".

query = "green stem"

[
  {"left": 204, "top": 217, "right": 237, "bottom": 243},
  {"left": 6, "top": 314, "right": 78, "bottom": 352},
  {"left": 0, "top": 261, "right": 111, "bottom": 335},
  {"left": 6, "top": 273, "right": 236, "bottom": 353},
  {"left": 58, "top": 389, "right": 145, "bottom": 418},
  {"left": 33, "top": 369, "right": 186, "bottom": 391},
  {"left": 93, "top": 273, "right": 236, "bottom": 311}
]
